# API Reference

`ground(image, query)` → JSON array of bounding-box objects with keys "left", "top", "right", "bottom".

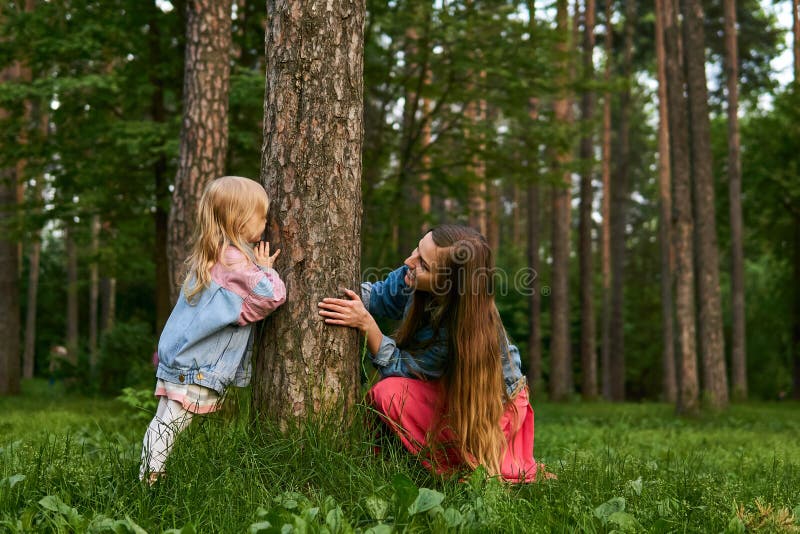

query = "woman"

[{"left": 318, "top": 225, "right": 541, "bottom": 482}]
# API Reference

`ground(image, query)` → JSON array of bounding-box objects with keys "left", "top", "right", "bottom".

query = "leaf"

[
  {"left": 3, "top": 474, "right": 25, "bottom": 488},
  {"left": 594, "top": 497, "right": 626, "bottom": 524},
  {"left": 363, "top": 525, "right": 392, "bottom": 534},
  {"left": 607, "top": 511, "right": 638, "bottom": 531},
  {"left": 326, "top": 507, "right": 353, "bottom": 534},
  {"left": 725, "top": 516, "right": 746, "bottom": 534},
  {"left": 442, "top": 507, "right": 463, "bottom": 528},
  {"left": 626, "top": 477, "right": 643, "bottom": 496},
  {"left": 365, "top": 496, "right": 389, "bottom": 521},
  {"left": 408, "top": 488, "right": 445, "bottom": 516},
  {"left": 247, "top": 521, "right": 274, "bottom": 534},
  {"left": 391, "top": 473, "right": 419, "bottom": 510}
]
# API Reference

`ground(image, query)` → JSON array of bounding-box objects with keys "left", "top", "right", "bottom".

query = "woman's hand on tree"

[{"left": 318, "top": 289, "right": 372, "bottom": 333}]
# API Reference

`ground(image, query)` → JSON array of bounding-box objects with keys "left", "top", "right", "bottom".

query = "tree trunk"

[
  {"left": 655, "top": 0, "right": 677, "bottom": 403},
  {"left": 149, "top": 1, "right": 172, "bottom": 332},
  {"left": 23, "top": 239, "right": 40, "bottom": 379},
  {"left": 600, "top": 0, "right": 613, "bottom": 400},
  {"left": 724, "top": 0, "right": 746, "bottom": 401},
  {"left": 793, "top": 0, "right": 799, "bottom": 82},
  {"left": 88, "top": 215, "right": 100, "bottom": 370},
  {"left": 527, "top": 97, "right": 542, "bottom": 391},
  {"left": 793, "top": 214, "right": 800, "bottom": 400},
  {"left": 579, "top": 0, "right": 597, "bottom": 400},
  {"left": 65, "top": 226, "right": 79, "bottom": 365},
  {"left": 253, "top": 0, "right": 365, "bottom": 425},
  {"left": 682, "top": 0, "right": 729, "bottom": 409},
  {"left": 549, "top": 0, "right": 573, "bottom": 402},
  {"left": 167, "top": 0, "right": 233, "bottom": 304},
  {"left": 100, "top": 277, "right": 116, "bottom": 333},
  {"left": 608, "top": 0, "right": 635, "bottom": 402},
  {"left": 663, "top": 0, "right": 700, "bottom": 415}
]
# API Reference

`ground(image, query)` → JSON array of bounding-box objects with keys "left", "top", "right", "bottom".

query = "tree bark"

[
  {"left": 682, "top": 0, "right": 729, "bottom": 409},
  {"left": 663, "top": 0, "right": 700, "bottom": 415},
  {"left": 23, "top": 239, "right": 40, "bottom": 379},
  {"left": 549, "top": 0, "right": 573, "bottom": 402},
  {"left": 579, "top": 0, "right": 597, "bottom": 400},
  {"left": 724, "top": 0, "right": 746, "bottom": 401},
  {"left": 100, "top": 277, "right": 116, "bottom": 333},
  {"left": 65, "top": 226, "right": 79, "bottom": 365},
  {"left": 793, "top": 0, "right": 799, "bottom": 82},
  {"left": 88, "top": 215, "right": 100, "bottom": 370},
  {"left": 793, "top": 214, "right": 800, "bottom": 400},
  {"left": 527, "top": 97, "right": 542, "bottom": 391},
  {"left": 655, "top": 0, "right": 678, "bottom": 403},
  {"left": 608, "top": 0, "right": 635, "bottom": 402},
  {"left": 167, "top": 0, "right": 233, "bottom": 304},
  {"left": 254, "top": 0, "right": 365, "bottom": 425},
  {"left": 600, "top": 0, "right": 613, "bottom": 400}
]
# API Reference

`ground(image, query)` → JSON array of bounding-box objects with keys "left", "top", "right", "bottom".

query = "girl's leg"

[{"left": 139, "top": 397, "right": 194, "bottom": 481}]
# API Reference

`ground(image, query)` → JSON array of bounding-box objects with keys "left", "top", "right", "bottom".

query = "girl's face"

[
  {"left": 242, "top": 205, "right": 267, "bottom": 244},
  {"left": 403, "top": 232, "right": 439, "bottom": 292}
]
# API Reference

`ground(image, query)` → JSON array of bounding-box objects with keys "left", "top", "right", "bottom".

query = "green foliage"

[{"left": 97, "top": 320, "right": 156, "bottom": 395}]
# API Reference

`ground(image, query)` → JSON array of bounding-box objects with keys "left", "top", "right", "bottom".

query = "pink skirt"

[{"left": 368, "top": 376, "right": 539, "bottom": 482}]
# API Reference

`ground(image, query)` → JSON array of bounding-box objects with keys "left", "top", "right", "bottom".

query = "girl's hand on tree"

[
  {"left": 318, "top": 289, "right": 372, "bottom": 333},
  {"left": 255, "top": 241, "right": 280, "bottom": 269}
]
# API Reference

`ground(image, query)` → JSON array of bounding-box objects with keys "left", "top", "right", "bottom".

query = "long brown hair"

[
  {"left": 183, "top": 176, "right": 268, "bottom": 303},
  {"left": 395, "top": 225, "right": 508, "bottom": 476}
]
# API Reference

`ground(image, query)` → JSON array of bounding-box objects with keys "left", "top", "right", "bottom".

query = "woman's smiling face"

[{"left": 403, "top": 232, "right": 439, "bottom": 292}]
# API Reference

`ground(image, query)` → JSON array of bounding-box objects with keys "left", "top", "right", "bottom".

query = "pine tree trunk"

[
  {"left": 655, "top": 0, "right": 677, "bottom": 403},
  {"left": 793, "top": 214, "right": 800, "bottom": 400},
  {"left": 100, "top": 277, "right": 116, "bottom": 333},
  {"left": 600, "top": 0, "right": 613, "bottom": 400},
  {"left": 167, "top": 0, "right": 233, "bottom": 304},
  {"left": 549, "top": 0, "right": 573, "bottom": 402},
  {"left": 609, "top": 0, "right": 635, "bottom": 402},
  {"left": 663, "top": 0, "right": 700, "bottom": 415},
  {"left": 527, "top": 98, "right": 542, "bottom": 390},
  {"left": 253, "top": 0, "right": 365, "bottom": 425},
  {"left": 65, "top": 226, "right": 79, "bottom": 365},
  {"left": 579, "top": 0, "right": 597, "bottom": 400},
  {"left": 793, "top": 0, "right": 800, "bottom": 82},
  {"left": 88, "top": 215, "right": 100, "bottom": 370},
  {"left": 682, "top": 0, "right": 729, "bottom": 409},
  {"left": 724, "top": 0, "right": 746, "bottom": 401},
  {"left": 23, "top": 239, "right": 40, "bottom": 379}
]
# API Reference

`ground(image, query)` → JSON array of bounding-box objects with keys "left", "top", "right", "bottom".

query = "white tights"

[{"left": 139, "top": 397, "right": 194, "bottom": 480}]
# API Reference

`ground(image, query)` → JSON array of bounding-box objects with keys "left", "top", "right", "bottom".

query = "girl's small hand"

[
  {"left": 255, "top": 241, "right": 280, "bottom": 269},
  {"left": 318, "top": 289, "right": 371, "bottom": 333}
]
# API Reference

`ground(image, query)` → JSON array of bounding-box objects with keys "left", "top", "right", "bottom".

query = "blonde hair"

[
  {"left": 183, "top": 176, "right": 269, "bottom": 303},
  {"left": 395, "top": 225, "right": 509, "bottom": 476}
]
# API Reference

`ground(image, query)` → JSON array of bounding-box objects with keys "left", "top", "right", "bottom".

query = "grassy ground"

[{"left": 1, "top": 380, "right": 799, "bottom": 533}]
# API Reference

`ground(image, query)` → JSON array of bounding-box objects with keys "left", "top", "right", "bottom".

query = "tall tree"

[
  {"left": 253, "top": 0, "right": 365, "bottom": 424},
  {"left": 579, "top": 0, "right": 597, "bottom": 399},
  {"left": 599, "top": 0, "right": 613, "bottom": 400},
  {"left": 549, "top": 0, "right": 573, "bottom": 401},
  {"left": 682, "top": 0, "right": 729, "bottom": 409},
  {"left": 794, "top": 0, "right": 800, "bottom": 82},
  {"left": 725, "top": 0, "right": 746, "bottom": 400},
  {"left": 167, "top": 0, "right": 233, "bottom": 303},
  {"left": 655, "top": 0, "right": 678, "bottom": 403},
  {"left": 65, "top": 225, "right": 79, "bottom": 365},
  {"left": 663, "top": 0, "right": 700, "bottom": 414},
  {"left": 88, "top": 215, "right": 100, "bottom": 370},
  {"left": 527, "top": 100, "right": 542, "bottom": 391},
  {"left": 609, "top": 0, "right": 636, "bottom": 401}
]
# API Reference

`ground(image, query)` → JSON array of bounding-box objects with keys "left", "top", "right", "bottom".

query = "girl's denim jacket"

[
  {"left": 156, "top": 246, "right": 286, "bottom": 394},
  {"left": 361, "top": 265, "right": 526, "bottom": 398}
]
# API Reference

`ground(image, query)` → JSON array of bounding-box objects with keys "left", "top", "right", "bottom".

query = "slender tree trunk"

[
  {"left": 793, "top": 214, "right": 800, "bottom": 400},
  {"left": 655, "top": 0, "right": 678, "bottom": 403},
  {"left": 549, "top": 0, "right": 573, "bottom": 402},
  {"left": 149, "top": 2, "right": 172, "bottom": 332},
  {"left": 724, "top": 0, "right": 746, "bottom": 401},
  {"left": 793, "top": 0, "right": 800, "bottom": 82},
  {"left": 682, "top": 0, "right": 729, "bottom": 409},
  {"left": 254, "top": 0, "right": 365, "bottom": 425},
  {"left": 664, "top": 0, "right": 700, "bottom": 415},
  {"left": 600, "top": 0, "right": 613, "bottom": 400},
  {"left": 608, "top": 0, "right": 635, "bottom": 402},
  {"left": 23, "top": 238, "right": 40, "bottom": 379},
  {"left": 527, "top": 98, "right": 542, "bottom": 391},
  {"left": 579, "top": 0, "right": 597, "bottom": 400},
  {"left": 100, "top": 277, "right": 116, "bottom": 333},
  {"left": 88, "top": 215, "right": 100, "bottom": 370},
  {"left": 65, "top": 226, "right": 79, "bottom": 366},
  {"left": 167, "top": 0, "right": 233, "bottom": 304},
  {"left": 467, "top": 78, "right": 488, "bottom": 237}
]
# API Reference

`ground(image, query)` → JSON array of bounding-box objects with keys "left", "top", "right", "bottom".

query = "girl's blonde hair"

[
  {"left": 395, "top": 225, "right": 509, "bottom": 476},
  {"left": 183, "top": 176, "right": 269, "bottom": 302}
]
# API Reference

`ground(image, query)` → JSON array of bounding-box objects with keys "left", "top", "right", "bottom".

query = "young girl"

[
  {"left": 139, "top": 176, "right": 286, "bottom": 484},
  {"left": 318, "top": 225, "right": 543, "bottom": 482}
]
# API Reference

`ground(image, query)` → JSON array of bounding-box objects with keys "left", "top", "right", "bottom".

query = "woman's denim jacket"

[
  {"left": 361, "top": 265, "right": 526, "bottom": 397},
  {"left": 157, "top": 246, "right": 286, "bottom": 394}
]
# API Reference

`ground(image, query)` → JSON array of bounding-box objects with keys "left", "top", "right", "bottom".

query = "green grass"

[{"left": 1, "top": 380, "right": 799, "bottom": 533}]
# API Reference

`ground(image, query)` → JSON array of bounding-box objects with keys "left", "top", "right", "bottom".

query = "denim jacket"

[
  {"left": 361, "top": 265, "right": 526, "bottom": 398},
  {"left": 157, "top": 246, "right": 286, "bottom": 394}
]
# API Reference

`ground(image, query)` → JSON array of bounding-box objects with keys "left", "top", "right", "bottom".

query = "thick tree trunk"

[
  {"left": 608, "top": 0, "right": 635, "bottom": 402},
  {"left": 65, "top": 226, "right": 79, "bottom": 365},
  {"left": 88, "top": 215, "right": 100, "bottom": 370},
  {"left": 149, "top": 2, "right": 172, "bottom": 332},
  {"left": 549, "top": 0, "right": 573, "bottom": 402},
  {"left": 682, "top": 0, "right": 729, "bottom": 409},
  {"left": 23, "top": 239, "right": 40, "bottom": 379},
  {"left": 579, "top": 0, "right": 597, "bottom": 400},
  {"left": 655, "top": 0, "right": 677, "bottom": 403},
  {"left": 724, "top": 0, "right": 746, "bottom": 401},
  {"left": 600, "top": 0, "right": 613, "bottom": 400},
  {"left": 254, "top": 0, "right": 365, "bottom": 425},
  {"left": 664, "top": 0, "right": 700, "bottom": 415},
  {"left": 167, "top": 0, "right": 232, "bottom": 304},
  {"left": 0, "top": 151, "right": 20, "bottom": 394}
]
